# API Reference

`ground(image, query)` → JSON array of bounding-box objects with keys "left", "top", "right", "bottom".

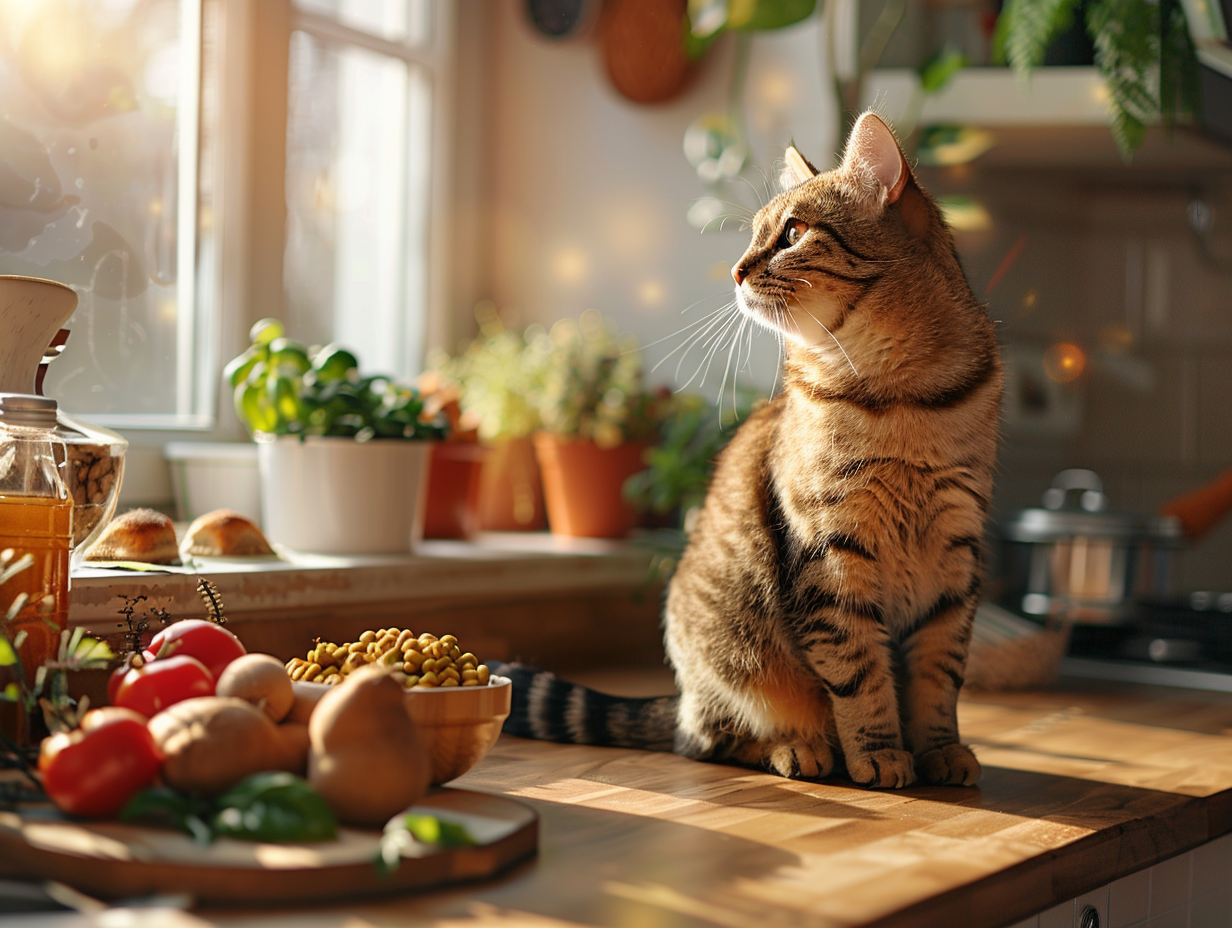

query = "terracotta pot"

[
  {"left": 423, "top": 443, "right": 488, "bottom": 540},
  {"left": 477, "top": 436, "right": 548, "bottom": 532},
  {"left": 532, "top": 433, "right": 650, "bottom": 539}
]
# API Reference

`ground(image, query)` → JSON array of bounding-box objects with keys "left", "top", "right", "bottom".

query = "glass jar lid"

[{"left": 0, "top": 392, "right": 58, "bottom": 428}]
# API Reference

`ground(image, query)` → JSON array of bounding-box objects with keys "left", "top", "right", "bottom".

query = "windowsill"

[{"left": 69, "top": 532, "right": 660, "bottom": 637}]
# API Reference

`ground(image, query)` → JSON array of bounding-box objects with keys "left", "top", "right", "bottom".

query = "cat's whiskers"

[
  {"left": 661, "top": 303, "right": 741, "bottom": 381},
  {"left": 689, "top": 196, "right": 756, "bottom": 217},
  {"left": 700, "top": 214, "right": 753, "bottom": 234},
  {"left": 748, "top": 163, "right": 774, "bottom": 203},
  {"left": 718, "top": 315, "right": 744, "bottom": 421},
  {"left": 718, "top": 313, "right": 758, "bottom": 422},
  {"left": 772, "top": 323, "right": 785, "bottom": 397},
  {"left": 732, "top": 173, "right": 768, "bottom": 210},
  {"left": 641, "top": 301, "right": 734, "bottom": 357},
  {"left": 683, "top": 305, "right": 744, "bottom": 391},
  {"left": 794, "top": 302, "right": 861, "bottom": 378},
  {"left": 691, "top": 198, "right": 756, "bottom": 236}
]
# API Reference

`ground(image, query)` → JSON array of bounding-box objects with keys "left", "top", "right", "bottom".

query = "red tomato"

[
  {"left": 113, "top": 654, "right": 215, "bottom": 717},
  {"left": 38, "top": 707, "right": 163, "bottom": 818},
  {"left": 147, "top": 620, "right": 246, "bottom": 680},
  {"left": 107, "top": 653, "right": 144, "bottom": 705}
]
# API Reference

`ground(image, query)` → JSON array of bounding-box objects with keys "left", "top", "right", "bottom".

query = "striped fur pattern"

[
  {"left": 500, "top": 113, "right": 1002, "bottom": 789},
  {"left": 496, "top": 664, "right": 676, "bottom": 751}
]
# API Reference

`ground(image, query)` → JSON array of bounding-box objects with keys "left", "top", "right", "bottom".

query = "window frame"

[{"left": 119, "top": 0, "right": 456, "bottom": 447}]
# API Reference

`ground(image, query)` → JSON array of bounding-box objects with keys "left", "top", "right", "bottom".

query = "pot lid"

[{"left": 1000, "top": 468, "right": 1185, "bottom": 544}]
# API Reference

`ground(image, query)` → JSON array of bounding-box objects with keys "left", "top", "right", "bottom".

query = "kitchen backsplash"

[{"left": 921, "top": 164, "right": 1232, "bottom": 594}]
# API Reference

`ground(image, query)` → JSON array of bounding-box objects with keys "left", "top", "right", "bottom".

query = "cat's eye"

[{"left": 780, "top": 219, "right": 807, "bottom": 248}]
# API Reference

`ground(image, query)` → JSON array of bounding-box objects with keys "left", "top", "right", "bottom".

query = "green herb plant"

[
  {"left": 531, "top": 310, "right": 660, "bottom": 450},
  {"left": 624, "top": 388, "right": 763, "bottom": 521},
  {"left": 225, "top": 318, "right": 447, "bottom": 442},
  {"left": 1, "top": 549, "right": 115, "bottom": 802},
  {"left": 428, "top": 302, "right": 546, "bottom": 442}
]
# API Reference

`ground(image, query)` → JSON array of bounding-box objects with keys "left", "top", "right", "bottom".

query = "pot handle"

[
  {"left": 1160, "top": 465, "right": 1232, "bottom": 541},
  {"left": 1042, "top": 468, "right": 1106, "bottom": 512}
]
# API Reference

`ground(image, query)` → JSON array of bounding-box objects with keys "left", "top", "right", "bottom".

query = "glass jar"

[
  {"left": 0, "top": 393, "right": 72, "bottom": 740},
  {"left": 55, "top": 411, "right": 127, "bottom": 566}
]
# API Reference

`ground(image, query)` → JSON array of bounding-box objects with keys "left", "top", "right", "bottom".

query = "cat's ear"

[
  {"left": 780, "top": 144, "right": 818, "bottom": 189},
  {"left": 841, "top": 112, "right": 910, "bottom": 208}
]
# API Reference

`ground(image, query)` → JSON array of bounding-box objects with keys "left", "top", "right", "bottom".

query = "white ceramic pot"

[{"left": 257, "top": 436, "right": 432, "bottom": 554}]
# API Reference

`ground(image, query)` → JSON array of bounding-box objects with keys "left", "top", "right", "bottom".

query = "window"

[
  {"left": 281, "top": 1, "right": 439, "bottom": 380},
  {"left": 0, "top": 0, "right": 207, "bottom": 427},
  {"left": 0, "top": 0, "right": 450, "bottom": 432}
]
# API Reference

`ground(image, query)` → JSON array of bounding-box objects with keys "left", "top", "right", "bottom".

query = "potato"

[
  {"left": 149, "top": 697, "right": 285, "bottom": 796},
  {"left": 216, "top": 653, "right": 296, "bottom": 722},
  {"left": 272, "top": 721, "right": 311, "bottom": 776},
  {"left": 307, "top": 665, "right": 430, "bottom": 827}
]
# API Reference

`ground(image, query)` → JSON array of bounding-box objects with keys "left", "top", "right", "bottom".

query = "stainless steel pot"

[{"left": 997, "top": 469, "right": 1184, "bottom": 624}]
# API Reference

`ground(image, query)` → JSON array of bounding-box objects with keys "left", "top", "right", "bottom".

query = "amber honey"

[{"left": 0, "top": 493, "right": 72, "bottom": 687}]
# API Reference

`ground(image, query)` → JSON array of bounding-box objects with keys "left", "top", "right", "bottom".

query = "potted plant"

[
  {"left": 624, "top": 388, "right": 764, "bottom": 528},
  {"left": 429, "top": 304, "right": 549, "bottom": 532},
  {"left": 224, "top": 319, "right": 447, "bottom": 555},
  {"left": 414, "top": 372, "right": 488, "bottom": 540},
  {"left": 527, "top": 310, "right": 661, "bottom": 540}
]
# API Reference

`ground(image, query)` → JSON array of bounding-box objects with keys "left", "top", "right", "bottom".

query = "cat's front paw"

[
  {"left": 763, "top": 740, "right": 835, "bottom": 780},
  {"left": 917, "top": 743, "right": 981, "bottom": 786},
  {"left": 846, "top": 748, "right": 915, "bottom": 789}
]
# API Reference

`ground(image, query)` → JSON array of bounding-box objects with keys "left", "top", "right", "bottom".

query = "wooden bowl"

[
  {"left": 294, "top": 676, "right": 512, "bottom": 785},
  {"left": 404, "top": 676, "right": 512, "bottom": 784}
]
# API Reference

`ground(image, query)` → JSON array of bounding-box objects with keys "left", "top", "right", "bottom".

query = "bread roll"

[
  {"left": 181, "top": 508, "right": 274, "bottom": 557},
  {"left": 84, "top": 508, "right": 179, "bottom": 564}
]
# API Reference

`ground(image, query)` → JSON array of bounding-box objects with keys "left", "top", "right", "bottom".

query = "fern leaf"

[
  {"left": 1086, "top": 0, "right": 1159, "bottom": 159},
  {"left": 1159, "top": 0, "right": 1203, "bottom": 128},
  {"left": 997, "top": 0, "right": 1083, "bottom": 73}
]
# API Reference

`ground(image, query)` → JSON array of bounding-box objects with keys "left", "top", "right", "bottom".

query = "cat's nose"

[{"left": 732, "top": 264, "right": 746, "bottom": 285}]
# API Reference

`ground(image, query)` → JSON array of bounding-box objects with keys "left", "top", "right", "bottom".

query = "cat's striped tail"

[{"left": 491, "top": 662, "right": 678, "bottom": 752}]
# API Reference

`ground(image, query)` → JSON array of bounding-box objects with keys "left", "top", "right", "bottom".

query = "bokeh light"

[
  {"left": 1043, "top": 341, "right": 1087, "bottom": 383},
  {"left": 637, "top": 279, "right": 665, "bottom": 307},
  {"left": 551, "top": 247, "right": 588, "bottom": 284}
]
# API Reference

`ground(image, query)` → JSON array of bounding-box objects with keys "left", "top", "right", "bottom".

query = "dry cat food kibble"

[{"left": 285, "top": 629, "right": 492, "bottom": 688}]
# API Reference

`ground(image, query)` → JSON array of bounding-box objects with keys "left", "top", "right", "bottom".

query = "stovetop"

[{"left": 1060, "top": 594, "right": 1232, "bottom": 692}]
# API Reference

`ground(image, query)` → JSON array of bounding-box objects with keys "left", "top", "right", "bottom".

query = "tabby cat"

[{"left": 497, "top": 112, "right": 1002, "bottom": 788}]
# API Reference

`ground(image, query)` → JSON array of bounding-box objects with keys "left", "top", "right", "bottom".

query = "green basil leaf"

[
  {"left": 396, "top": 813, "right": 478, "bottom": 848},
  {"left": 120, "top": 787, "right": 215, "bottom": 845},
  {"left": 212, "top": 772, "right": 337, "bottom": 843}
]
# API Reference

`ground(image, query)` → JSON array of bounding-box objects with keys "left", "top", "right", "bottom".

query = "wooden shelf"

[
  {"left": 864, "top": 67, "right": 1232, "bottom": 172},
  {"left": 867, "top": 67, "right": 1111, "bottom": 127}
]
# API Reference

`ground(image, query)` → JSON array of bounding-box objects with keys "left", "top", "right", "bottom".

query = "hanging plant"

[{"left": 993, "top": 0, "right": 1203, "bottom": 157}]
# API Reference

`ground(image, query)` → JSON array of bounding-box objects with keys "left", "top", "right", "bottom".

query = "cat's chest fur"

[{"left": 767, "top": 394, "right": 992, "bottom": 635}]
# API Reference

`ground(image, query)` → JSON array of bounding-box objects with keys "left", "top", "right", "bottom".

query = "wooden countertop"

[{"left": 173, "top": 670, "right": 1232, "bottom": 928}]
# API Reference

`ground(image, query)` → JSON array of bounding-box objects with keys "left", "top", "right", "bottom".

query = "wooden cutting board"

[{"left": 0, "top": 787, "right": 537, "bottom": 906}]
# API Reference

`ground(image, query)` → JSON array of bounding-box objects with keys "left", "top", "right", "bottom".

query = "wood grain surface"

[{"left": 7, "top": 672, "right": 1232, "bottom": 928}]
